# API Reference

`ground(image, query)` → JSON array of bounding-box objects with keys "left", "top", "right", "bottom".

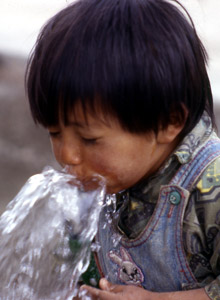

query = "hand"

[
  {"left": 79, "top": 278, "right": 158, "bottom": 300},
  {"left": 79, "top": 279, "right": 210, "bottom": 300}
]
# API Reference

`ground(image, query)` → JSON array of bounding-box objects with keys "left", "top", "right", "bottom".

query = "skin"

[
  {"left": 48, "top": 104, "right": 209, "bottom": 299},
  {"left": 80, "top": 278, "right": 209, "bottom": 300},
  {"left": 48, "top": 104, "right": 183, "bottom": 194}
]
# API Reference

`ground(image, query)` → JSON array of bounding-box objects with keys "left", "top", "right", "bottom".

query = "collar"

[{"left": 173, "top": 113, "right": 213, "bottom": 164}]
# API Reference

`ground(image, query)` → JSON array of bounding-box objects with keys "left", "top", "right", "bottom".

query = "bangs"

[{"left": 26, "top": 0, "right": 214, "bottom": 135}]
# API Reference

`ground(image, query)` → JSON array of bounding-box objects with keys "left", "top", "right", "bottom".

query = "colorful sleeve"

[
  {"left": 196, "top": 157, "right": 220, "bottom": 299},
  {"left": 205, "top": 276, "right": 220, "bottom": 300}
]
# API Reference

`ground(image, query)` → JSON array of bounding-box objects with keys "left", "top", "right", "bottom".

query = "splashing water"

[{"left": 0, "top": 166, "right": 106, "bottom": 299}]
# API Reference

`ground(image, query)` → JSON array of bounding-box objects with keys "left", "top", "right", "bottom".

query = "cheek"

[
  {"left": 87, "top": 148, "right": 146, "bottom": 191},
  {"left": 88, "top": 150, "right": 117, "bottom": 176}
]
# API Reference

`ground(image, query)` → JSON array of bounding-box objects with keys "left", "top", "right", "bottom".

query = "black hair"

[{"left": 26, "top": 0, "right": 215, "bottom": 137}]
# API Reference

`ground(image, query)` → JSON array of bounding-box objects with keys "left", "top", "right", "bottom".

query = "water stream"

[{"left": 0, "top": 166, "right": 106, "bottom": 299}]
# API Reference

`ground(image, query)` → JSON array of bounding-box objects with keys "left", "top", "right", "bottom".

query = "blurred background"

[{"left": 0, "top": 0, "right": 220, "bottom": 213}]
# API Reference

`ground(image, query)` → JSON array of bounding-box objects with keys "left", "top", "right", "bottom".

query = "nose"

[{"left": 58, "top": 139, "right": 82, "bottom": 167}]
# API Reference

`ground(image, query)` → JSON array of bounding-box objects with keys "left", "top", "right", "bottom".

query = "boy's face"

[{"left": 48, "top": 104, "right": 178, "bottom": 194}]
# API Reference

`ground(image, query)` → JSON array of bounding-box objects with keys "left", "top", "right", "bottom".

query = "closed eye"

[
  {"left": 48, "top": 131, "right": 60, "bottom": 138},
  {"left": 81, "top": 137, "right": 99, "bottom": 144}
]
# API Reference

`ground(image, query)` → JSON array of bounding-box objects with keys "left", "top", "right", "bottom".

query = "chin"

[{"left": 106, "top": 185, "right": 125, "bottom": 195}]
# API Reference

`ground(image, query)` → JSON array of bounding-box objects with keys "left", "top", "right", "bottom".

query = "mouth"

[
  {"left": 79, "top": 176, "right": 106, "bottom": 192},
  {"left": 63, "top": 166, "right": 106, "bottom": 192}
]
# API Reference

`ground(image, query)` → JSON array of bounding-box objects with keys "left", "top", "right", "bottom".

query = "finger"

[
  {"left": 80, "top": 284, "right": 115, "bottom": 300},
  {"left": 80, "top": 285, "right": 99, "bottom": 299},
  {"left": 99, "top": 279, "right": 124, "bottom": 293},
  {"left": 99, "top": 278, "right": 112, "bottom": 291}
]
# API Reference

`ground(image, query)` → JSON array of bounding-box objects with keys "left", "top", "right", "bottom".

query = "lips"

[{"left": 63, "top": 166, "right": 106, "bottom": 192}]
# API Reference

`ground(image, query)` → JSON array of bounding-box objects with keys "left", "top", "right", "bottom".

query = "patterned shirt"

[{"left": 116, "top": 114, "right": 220, "bottom": 299}]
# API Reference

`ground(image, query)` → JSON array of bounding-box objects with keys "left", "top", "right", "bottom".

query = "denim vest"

[{"left": 96, "top": 137, "right": 220, "bottom": 292}]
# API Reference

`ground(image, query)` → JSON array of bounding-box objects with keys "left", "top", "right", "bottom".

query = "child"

[{"left": 25, "top": 0, "right": 220, "bottom": 299}]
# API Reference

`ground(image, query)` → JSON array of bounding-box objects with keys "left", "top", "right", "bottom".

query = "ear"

[
  {"left": 156, "top": 123, "right": 184, "bottom": 144},
  {"left": 156, "top": 108, "right": 188, "bottom": 144},
  {"left": 120, "top": 247, "right": 132, "bottom": 262},
  {"left": 109, "top": 251, "right": 122, "bottom": 265}
]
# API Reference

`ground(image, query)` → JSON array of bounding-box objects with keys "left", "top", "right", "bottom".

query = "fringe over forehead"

[{"left": 26, "top": 0, "right": 214, "bottom": 135}]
